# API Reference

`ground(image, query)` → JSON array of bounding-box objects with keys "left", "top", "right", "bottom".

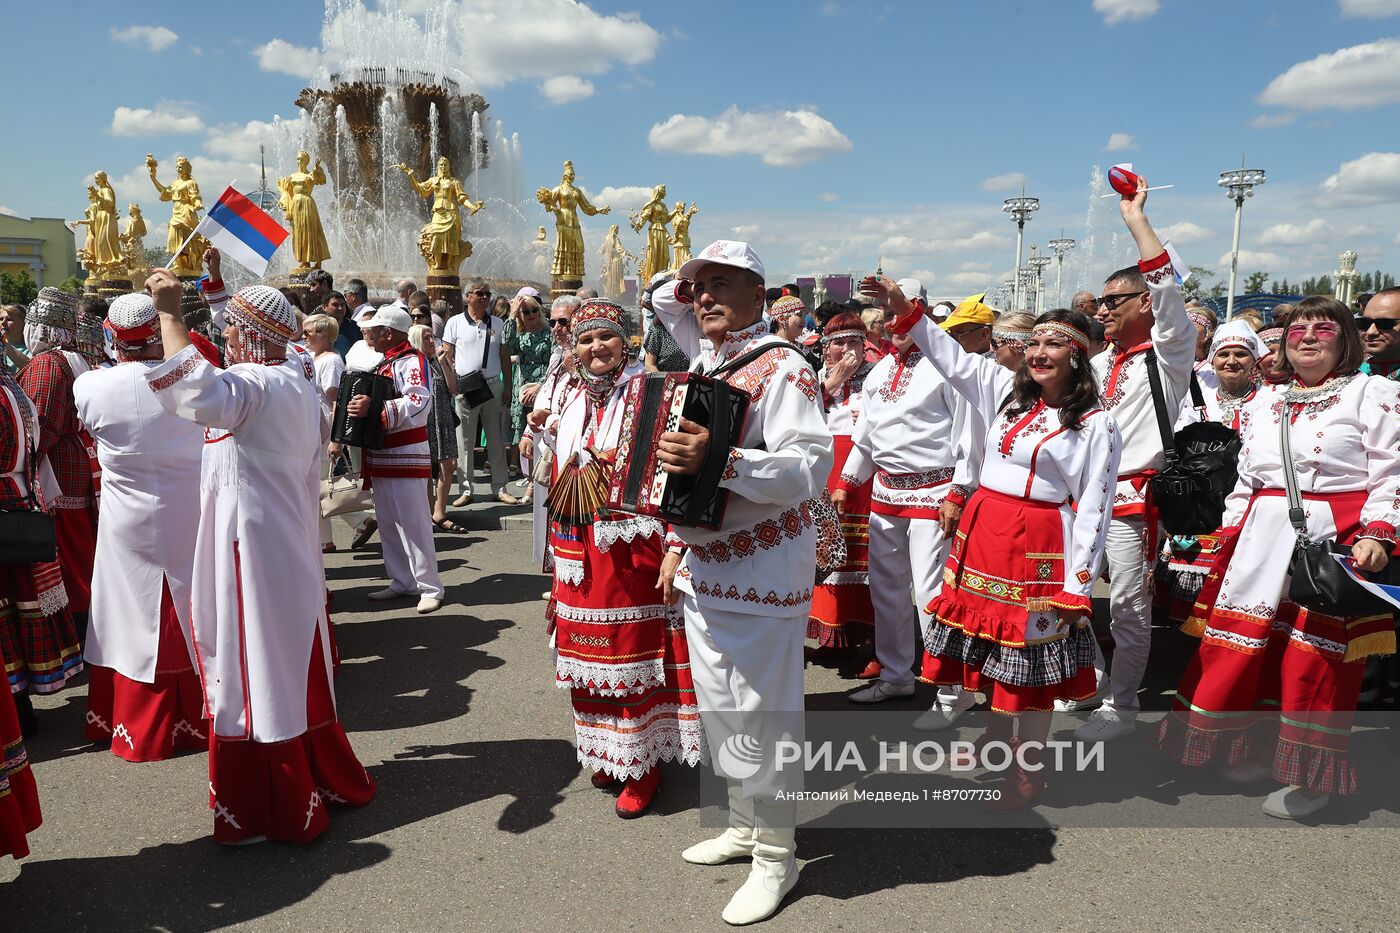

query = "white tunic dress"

[
  {"left": 146, "top": 344, "right": 331, "bottom": 742},
  {"left": 74, "top": 361, "right": 205, "bottom": 682}
]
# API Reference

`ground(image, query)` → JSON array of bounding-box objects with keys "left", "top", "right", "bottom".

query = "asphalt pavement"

[{"left": 4, "top": 492, "right": 1399, "bottom": 931}]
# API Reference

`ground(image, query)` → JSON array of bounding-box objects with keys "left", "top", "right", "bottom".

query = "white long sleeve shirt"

[{"left": 363, "top": 342, "right": 433, "bottom": 480}]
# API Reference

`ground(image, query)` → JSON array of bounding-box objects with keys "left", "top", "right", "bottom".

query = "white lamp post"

[
  {"left": 1048, "top": 236, "right": 1076, "bottom": 307},
  {"left": 1002, "top": 193, "right": 1039, "bottom": 309},
  {"left": 1029, "top": 252, "right": 1053, "bottom": 315},
  {"left": 1218, "top": 165, "right": 1267, "bottom": 320}
]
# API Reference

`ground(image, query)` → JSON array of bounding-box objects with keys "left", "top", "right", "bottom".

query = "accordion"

[
  {"left": 607, "top": 371, "right": 751, "bottom": 530},
  {"left": 330, "top": 370, "right": 394, "bottom": 450}
]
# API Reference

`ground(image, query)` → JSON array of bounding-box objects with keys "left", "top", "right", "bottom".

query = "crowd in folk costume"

[{"left": 2, "top": 171, "right": 1399, "bottom": 924}]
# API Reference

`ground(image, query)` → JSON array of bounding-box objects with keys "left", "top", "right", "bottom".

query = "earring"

[{"left": 1070, "top": 354, "right": 1080, "bottom": 370}]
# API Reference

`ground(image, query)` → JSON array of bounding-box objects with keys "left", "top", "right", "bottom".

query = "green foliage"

[
  {"left": 1243, "top": 271, "right": 1270, "bottom": 294},
  {"left": 1298, "top": 275, "right": 1334, "bottom": 296},
  {"left": 57, "top": 275, "right": 85, "bottom": 295},
  {"left": 0, "top": 269, "right": 37, "bottom": 306},
  {"left": 1181, "top": 265, "right": 1215, "bottom": 302}
]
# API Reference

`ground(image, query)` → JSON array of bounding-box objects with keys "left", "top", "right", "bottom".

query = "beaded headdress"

[
  {"left": 571, "top": 298, "right": 628, "bottom": 343},
  {"left": 225, "top": 284, "right": 295, "bottom": 363},
  {"left": 108, "top": 293, "right": 162, "bottom": 359},
  {"left": 27, "top": 286, "right": 77, "bottom": 349},
  {"left": 1030, "top": 320, "right": 1090, "bottom": 354}
]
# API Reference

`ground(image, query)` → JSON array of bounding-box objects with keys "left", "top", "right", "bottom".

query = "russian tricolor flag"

[{"left": 195, "top": 186, "right": 289, "bottom": 277}]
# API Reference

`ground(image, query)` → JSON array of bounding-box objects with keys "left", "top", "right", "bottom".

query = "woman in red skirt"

[
  {"left": 866, "top": 277, "right": 1120, "bottom": 808},
  {"left": 1158, "top": 297, "right": 1399, "bottom": 820},
  {"left": 539, "top": 300, "right": 706, "bottom": 817},
  {"left": 808, "top": 313, "right": 876, "bottom": 662}
]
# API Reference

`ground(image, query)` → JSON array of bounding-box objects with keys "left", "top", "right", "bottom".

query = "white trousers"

[
  {"left": 455, "top": 376, "right": 507, "bottom": 495},
  {"left": 1096, "top": 514, "right": 1155, "bottom": 717},
  {"left": 683, "top": 596, "right": 803, "bottom": 825},
  {"left": 372, "top": 476, "right": 444, "bottom": 599},
  {"left": 867, "top": 512, "right": 959, "bottom": 702}
]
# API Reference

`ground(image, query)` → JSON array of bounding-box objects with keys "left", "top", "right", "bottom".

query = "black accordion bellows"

[{"left": 330, "top": 370, "right": 394, "bottom": 449}]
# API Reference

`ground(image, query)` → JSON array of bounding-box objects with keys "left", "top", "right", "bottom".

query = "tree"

[
  {"left": 0, "top": 269, "right": 37, "bottom": 306},
  {"left": 1208, "top": 280, "right": 1227, "bottom": 298},
  {"left": 1181, "top": 265, "right": 1216, "bottom": 302},
  {"left": 57, "top": 275, "right": 85, "bottom": 295},
  {"left": 1243, "top": 271, "right": 1270, "bottom": 294}
]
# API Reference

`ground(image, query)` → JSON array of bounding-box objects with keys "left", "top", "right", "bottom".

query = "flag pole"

[{"left": 163, "top": 180, "right": 235, "bottom": 270}]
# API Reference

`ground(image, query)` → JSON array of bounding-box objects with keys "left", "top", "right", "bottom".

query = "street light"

[
  {"left": 1002, "top": 193, "right": 1039, "bottom": 308},
  {"left": 1048, "top": 236, "right": 1076, "bottom": 307},
  {"left": 1028, "top": 251, "right": 1053, "bottom": 315},
  {"left": 1017, "top": 268, "right": 1037, "bottom": 311},
  {"left": 1218, "top": 165, "right": 1266, "bottom": 320}
]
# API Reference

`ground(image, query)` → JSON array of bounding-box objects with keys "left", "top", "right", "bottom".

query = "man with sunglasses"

[
  {"left": 442, "top": 278, "right": 518, "bottom": 506},
  {"left": 1359, "top": 287, "right": 1400, "bottom": 380},
  {"left": 1073, "top": 177, "right": 1194, "bottom": 743},
  {"left": 653, "top": 240, "right": 832, "bottom": 925}
]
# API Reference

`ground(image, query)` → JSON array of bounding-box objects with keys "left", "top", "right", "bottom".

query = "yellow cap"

[{"left": 940, "top": 292, "right": 996, "bottom": 331}]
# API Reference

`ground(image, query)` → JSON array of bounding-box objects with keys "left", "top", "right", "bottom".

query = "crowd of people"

[{"left": 1, "top": 175, "right": 1397, "bottom": 926}]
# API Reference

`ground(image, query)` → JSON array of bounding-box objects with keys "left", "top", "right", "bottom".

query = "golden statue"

[
  {"left": 598, "top": 224, "right": 637, "bottom": 300},
  {"left": 277, "top": 150, "right": 331, "bottom": 273},
  {"left": 120, "top": 203, "right": 148, "bottom": 281},
  {"left": 147, "top": 154, "right": 207, "bottom": 277},
  {"left": 535, "top": 160, "right": 609, "bottom": 281},
  {"left": 394, "top": 157, "right": 482, "bottom": 275},
  {"left": 88, "top": 171, "right": 123, "bottom": 275},
  {"left": 72, "top": 185, "right": 99, "bottom": 277},
  {"left": 629, "top": 185, "right": 673, "bottom": 285},
  {"left": 668, "top": 200, "right": 699, "bottom": 271}
]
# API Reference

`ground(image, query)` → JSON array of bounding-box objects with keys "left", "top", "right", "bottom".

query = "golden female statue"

[
  {"left": 121, "top": 204, "right": 148, "bottom": 280},
  {"left": 89, "top": 171, "right": 123, "bottom": 274},
  {"left": 629, "top": 185, "right": 672, "bottom": 285},
  {"left": 535, "top": 160, "right": 609, "bottom": 280},
  {"left": 278, "top": 150, "right": 331, "bottom": 272},
  {"left": 147, "top": 154, "right": 206, "bottom": 277},
  {"left": 394, "top": 157, "right": 482, "bottom": 275},
  {"left": 72, "top": 186, "right": 99, "bottom": 276},
  {"left": 668, "top": 200, "right": 699, "bottom": 272},
  {"left": 598, "top": 224, "right": 637, "bottom": 300}
]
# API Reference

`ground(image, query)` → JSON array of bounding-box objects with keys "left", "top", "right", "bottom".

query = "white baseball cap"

[
  {"left": 897, "top": 278, "right": 927, "bottom": 302},
  {"left": 368, "top": 306, "right": 412, "bottom": 333},
  {"left": 677, "top": 240, "right": 765, "bottom": 283},
  {"left": 354, "top": 305, "right": 378, "bottom": 325},
  {"left": 515, "top": 286, "right": 541, "bottom": 301}
]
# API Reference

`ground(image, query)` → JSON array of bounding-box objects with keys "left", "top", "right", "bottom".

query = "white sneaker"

[
  {"left": 721, "top": 857, "right": 799, "bottom": 926},
  {"left": 416, "top": 596, "right": 442, "bottom": 614},
  {"left": 1262, "top": 785, "right": 1330, "bottom": 820},
  {"left": 848, "top": 681, "right": 915, "bottom": 704},
  {"left": 912, "top": 691, "right": 977, "bottom": 731},
  {"left": 681, "top": 828, "right": 754, "bottom": 865},
  {"left": 367, "top": 587, "right": 411, "bottom": 601},
  {"left": 1074, "top": 710, "right": 1136, "bottom": 742},
  {"left": 1221, "top": 760, "right": 1272, "bottom": 784}
]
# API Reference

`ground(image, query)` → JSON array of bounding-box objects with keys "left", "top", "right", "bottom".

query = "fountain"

[{"left": 242, "top": 0, "right": 542, "bottom": 298}]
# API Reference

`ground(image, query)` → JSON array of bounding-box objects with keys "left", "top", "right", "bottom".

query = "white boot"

[
  {"left": 683, "top": 784, "right": 754, "bottom": 865},
  {"left": 721, "top": 799, "right": 798, "bottom": 925}
]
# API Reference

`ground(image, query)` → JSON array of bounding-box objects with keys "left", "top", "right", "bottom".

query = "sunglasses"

[
  {"left": 1097, "top": 291, "right": 1146, "bottom": 310},
  {"left": 410, "top": 312, "right": 430, "bottom": 320},
  {"left": 1356, "top": 316, "right": 1399, "bottom": 332},
  {"left": 1285, "top": 322, "right": 1341, "bottom": 343},
  {"left": 469, "top": 290, "right": 492, "bottom": 298},
  {"left": 550, "top": 318, "right": 571, "bottom": 328}
]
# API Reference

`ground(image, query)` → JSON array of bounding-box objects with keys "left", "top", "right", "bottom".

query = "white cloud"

[
  {"left": 941, "top": 270, "right": 995, "bottom": 291},
  {"left": 1258, "top": 38, "right": 1400, "bottom": 111},
  {"left": 980, "top": 172, "right": 1028, "bottom": 192},
  {"left": 1318, "top": 151, "right": 1400, "bottom": 207},
  {"left": 1257, "top": 219, "right": 1333, "bottom": 245},
  {"left": 110, "top": 25, "right": 178, "bottom": 52},
  {"left": 1250, "top": 112, "right": 1298, "bottom": 128},
  {"left": 731, "top": 225, "right": 761, "bottom": 237},
  {"left": 1104, "top": 132, "right": 1137, "bottom": 151},
  {"left": 1159, "top": 221, "right": 1215, "bottom": 245},
  {"left": 820, "top": 1, "right": 842, "bottom": 15},
  {"left": 1339, "top": 0, "right": 1400, "bottom": 16},
  {"left": 1094, "top": 0, "right": 1159, "bottom": 25},
  {"left": 539, "top": 75, "right": 595, "bottom": 104},
  {"left": 253, "top": 38, "right": 322, "bottom": 79},
  {"left": 203, "top": 120, "right": 280, "bottom": 161},
  {"left": 583, "top": 186, "right": 653, "bottom": 211},
  {"left": 1217, "top": 249, "right": 1287, "bottom": 270},
  {"left": 818, "top": 192, "right": 839, "bottom": 203},
  {"left": 878, "top": 230, "right": 1004, "bottom": 256},
  {"left": 648, "top": 106, "right": 852, "bottom": 167},
  {"left": 110, "top": 102, "right": 204, "bottom": 137},
  {"left": 110, "top": 154, "right": 261, "bottom": 210}
]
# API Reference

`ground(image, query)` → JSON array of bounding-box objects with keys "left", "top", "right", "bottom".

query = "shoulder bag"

[
  {"left": 458, "top": 320, "right": 497, "bottom": 409},
  {"left": 1145, "top": 351, "right": 1242, "bottom": 536},
  {"left": 1279, "top": 403, "right": 1386, "bottom": 616},
  {"left": 321, "top": 453, "right": 373, "bottom": 519}
]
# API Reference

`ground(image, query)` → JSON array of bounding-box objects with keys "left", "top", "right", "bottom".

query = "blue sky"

[{"left": 5, "top": 0, "right": 1400, "bottom": 298}]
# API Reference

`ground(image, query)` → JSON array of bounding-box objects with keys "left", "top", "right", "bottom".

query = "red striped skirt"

[{"left": 808, "top": 433, "right": 874, "bottom": 648}]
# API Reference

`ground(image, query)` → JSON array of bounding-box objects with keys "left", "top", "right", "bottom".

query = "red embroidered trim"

[
  {"left": 722, "top": 447, "right": 743, "bottom": 482},
  {"left": 148, "top": 353, "right": 200, "bottom": 392},
  {"left": 1138, "top": 250, "right": 1171, "bottom": 273},
  {"left": 999, "top": 401, "right": 1044, "bottom": 456},
  {"left": 231, "top": 540, "right": 252, "bottom": 741},
  {"left": 1047, "top": 591, "right": 1091, "bottom": 613},
  {"left": 688, "top": 501, "right": 813, "bottom": 562}
]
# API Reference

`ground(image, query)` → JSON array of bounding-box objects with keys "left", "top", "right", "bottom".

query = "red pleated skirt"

[
  {"left": 85, "top": 582, "right": 208, "bottom": 762},
  {"left": 207, "top": 633, "right": 374, "bottom": 844},
  {"left": 808, "top": 433, "right": 875, "bottom": 648}
]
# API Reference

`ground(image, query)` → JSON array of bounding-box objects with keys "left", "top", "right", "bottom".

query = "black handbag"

[
  {"left": 458, "top": 321, "right": 497, "bottom": 409},
  {"left": 0, "top": 401, "right": 56, "bottom": 565},
  {"left": 1144, "top": 353, "right": 1242, "bottom": 536},
  {"left": 1278, "top": 403, "right": 1386, "bottom": 616}
]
